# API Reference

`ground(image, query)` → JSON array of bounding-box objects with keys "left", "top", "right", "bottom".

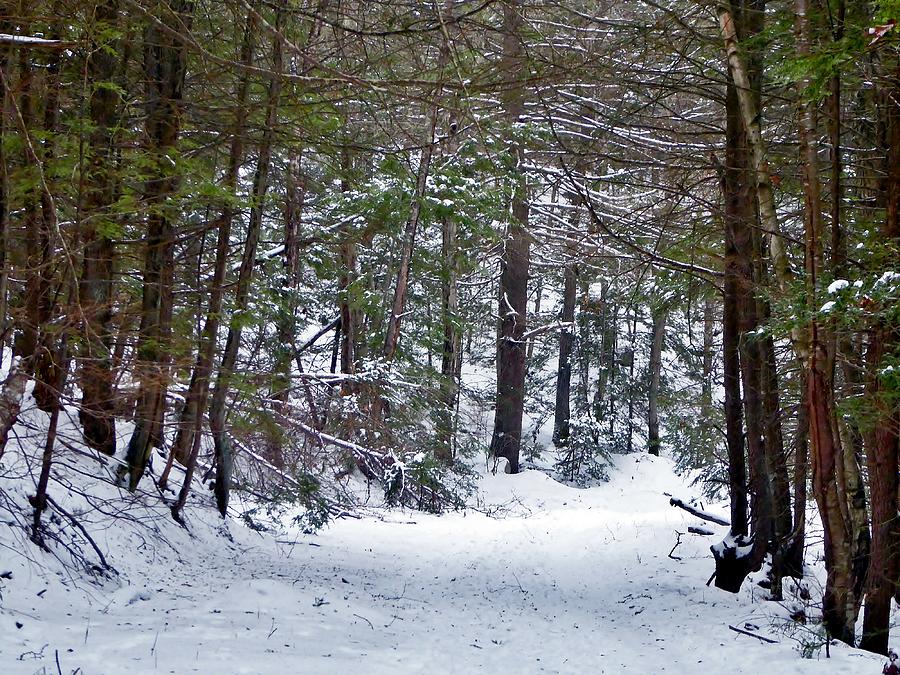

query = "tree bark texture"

[
  {"left": 553, "top": 262, "right": 577, "bottom": 447},
  {"left": 123, "top": 0, "right": 192, "bottom": 490},
  {"left": 205, "top": 6, "right": 284, "bottom": 517},
  {"left": 859, "top": 62, "right": 900, "bottom": 655},
  {"left": 78, "top": 0, "right": 121, "bottom": 456},
  {"left": 166, "top": 11, "right": 256, "bottom": 479},
  {"left": 647, "top": 307, "right": 666, "bottom": 456},
  {"left": 489, "top": 0, "right": 529, "bottom": 475}
]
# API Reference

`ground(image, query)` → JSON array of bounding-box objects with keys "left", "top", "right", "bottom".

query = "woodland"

[{"left": 0, "top": 0, "right": 899, "bottom": 666}]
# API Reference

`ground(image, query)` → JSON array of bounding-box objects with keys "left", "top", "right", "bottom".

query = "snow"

[
  {"left": 2, "top": 434, "right": 888, "bottom": 674},
  {"left": 820, "top": 301, "right": 836, "bottom": 313},
  {"left": 827, "top": 280, "right": 849, "bottom": 294},
  {"left": 0, "top": 33, "right": 61, "bottom": 45},
  {"left": 875, "top": 271, "right": 900, "bottom": 288}
]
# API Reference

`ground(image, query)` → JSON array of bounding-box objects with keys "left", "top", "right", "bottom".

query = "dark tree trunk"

[
  {"left": 553, "top": 262, "right": 577, "bottom": 447},
  {"left": 647, "top": 307, "right": 666, "bottom": 456},
  {"left": 78, "top": 0, "right": 121, "bottom": 456},
  {"left": 202, "top": 7, "right": 284, "bottom": 518},
  {"left": 859, "top": 62, "right": 900, "bottom": 656},
  {"left": 123, "top": 0, "right": 192, "bottom": 490},
  {"left": 437, "top": 110, "right": 461, "bottom": 463},
  {"left": 164, "top": 11, "right": 256, "bottom": 480},
  {"left": 338, "top": 146, "right": 359, "bottom": 395},
  {"left": 489, "top": 0, "right": 529, "bottom": 474},
  {"left": 31, "top": 17, "right": 64, "bottom": 413}
]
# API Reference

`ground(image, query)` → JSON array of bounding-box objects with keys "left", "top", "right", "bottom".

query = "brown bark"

[
  {"left": 647, "top": 307, "right": 666, "bottom": 456},
  {"left": 165, "top": 11, "right": 256, "bottom": 479},
  {"left": 0, "top": 24, "right": 8, "bottom": 365},
  {"left": 794, "top": 0, "right": 866, "bottom": 644},
  {"left": 859, "top": 61, "right": 900, "bottom": 656},
  {"left": 123, "top": 0, "right": 192, "bottom": 490},
  {"left": 489, "top": 0, "right": 529, "bottom": 474},
  {"left": 78, "top": 0, "right": 121, "bottom": 456},
  {"left": 713, "top": 1, "right": 771, "bottom": 591},
  {"left": 338, "top": 146, "right": 359, "bottom": 393},
  {"left": 200, "top": 5, "right": 285, "bottom": 519}
]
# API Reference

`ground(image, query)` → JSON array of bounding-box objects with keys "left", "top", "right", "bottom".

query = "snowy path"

[{"left": 2, "top": 455, "right": 884, "bottom": 674}]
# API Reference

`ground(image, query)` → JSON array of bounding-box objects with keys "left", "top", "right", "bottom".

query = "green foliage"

[
  {"left": 554, "top": 415, "right": 611, "bottom": 486},
  {"left": 239, "top": 475, "right": 331, "bottom": 534}
]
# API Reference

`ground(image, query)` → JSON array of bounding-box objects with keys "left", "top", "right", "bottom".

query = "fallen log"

[{"left": 668, "top": 497, "right": 730, "bottom": 526}]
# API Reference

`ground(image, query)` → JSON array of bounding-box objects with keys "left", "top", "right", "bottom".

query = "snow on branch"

[
  {"left": 295, "top": 422, "right": 458, "bottom": 513},
  {"left": 0, "top": 34, "right": 70, "bottom": 49},
  {"left": 521, "top": 320, "right": 574, "bottom": 341}
]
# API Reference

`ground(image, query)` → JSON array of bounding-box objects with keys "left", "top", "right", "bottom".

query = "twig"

[
  {"left": 45, "top": 495, "right": 113, "bottom": 572},
  {"left": 728, "top": 624, "right": 778, "bottom": 644},
  {"left": 353, "top": 613, "right": 374, "bottom": 630},
  {"left": 668, "top": 531, "right": 683, "bottom": 561}
]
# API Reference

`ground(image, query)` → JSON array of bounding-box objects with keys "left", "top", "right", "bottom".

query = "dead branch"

[
  {"left": 728, "top": 624, "right": 778, "bottom": 644},
  {"left": 669, "top": 497, "right": 730, "bottom": 526}
]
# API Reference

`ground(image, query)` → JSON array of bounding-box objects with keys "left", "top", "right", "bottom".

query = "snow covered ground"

[{"left": 1, "top": 435, "right": 889, "bottom": 674}]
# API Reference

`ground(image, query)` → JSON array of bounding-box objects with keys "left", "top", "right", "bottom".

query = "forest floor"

[{"left": 0, "top": 424, "right": 892, "bottom": 674}]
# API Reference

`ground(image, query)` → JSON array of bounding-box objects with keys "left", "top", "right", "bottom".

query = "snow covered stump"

[{"left": 711, "top": 533, "right": 756, "bottom": 593}]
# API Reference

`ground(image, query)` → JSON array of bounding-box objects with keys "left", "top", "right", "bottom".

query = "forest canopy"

[{"left": 0, "top": 0, "right": 899, "bottom": 658}]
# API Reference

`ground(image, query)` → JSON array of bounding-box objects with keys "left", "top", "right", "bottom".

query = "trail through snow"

[{"left": 0, "top": 453, "right": 887, "bottom": 674}]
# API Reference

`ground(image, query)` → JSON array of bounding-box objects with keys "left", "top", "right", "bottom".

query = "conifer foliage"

[{"left": 0, "top": 0, "right": 899, "bottom": 655}]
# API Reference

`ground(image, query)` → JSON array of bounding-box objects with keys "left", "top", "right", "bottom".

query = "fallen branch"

[
  {"left": 728, "top": 624, "right": 778, "bottom": 644},
  {"left": 669, "top": 497, "right": 730, "bottom": 526},
  {"left": 689, "top": 526, "right": 715, "bottom": 536}
]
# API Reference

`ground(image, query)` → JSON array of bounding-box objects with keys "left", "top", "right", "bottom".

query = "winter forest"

[{"left": 0, "top": 0, "right": 899, "bottom": 672}]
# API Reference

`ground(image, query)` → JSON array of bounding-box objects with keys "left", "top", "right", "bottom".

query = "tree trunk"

[
  {"left": 382, "top": 135, "right": 437, "bottom": 361},
  {"left": 31, "top": 16, "right": 64, "bottom": 413},
  {"left": 713, "top": 36, "right": 768, "bottom": 591},
  {"left": 123, "top": 0, "right": 192, "bottom": 490},
  {"left": 338, "top": 146, "right": 359, "bottom": 395},
  {"left": 553, "top": 262, "right": 577, "bottom": 447},
  {"left": 201, "top": 6, "right": 284, "bottom": 518},
  {"left": 0, "top": 29, "right": 8, "bottom": 366},
  {"left": 702, "top": 296, "right": 714, "bottom": 407},
  {"left": 437, "top": 111, "right": 461, "bottom": 463},
  {"left": 859, "top": 62, "right": 900, "bottom": 655},
  {"left": 78, "top": 0, "right": 121, "bottom": 456},
  {"left": 647, "top": 307, "right": 666, "bottom": 456},
  {"left": 489, "top": 0, "right": 529, "bottom": 474},
  {"left": 164, "top": 10, "right": 256, "bottom": 479}
]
